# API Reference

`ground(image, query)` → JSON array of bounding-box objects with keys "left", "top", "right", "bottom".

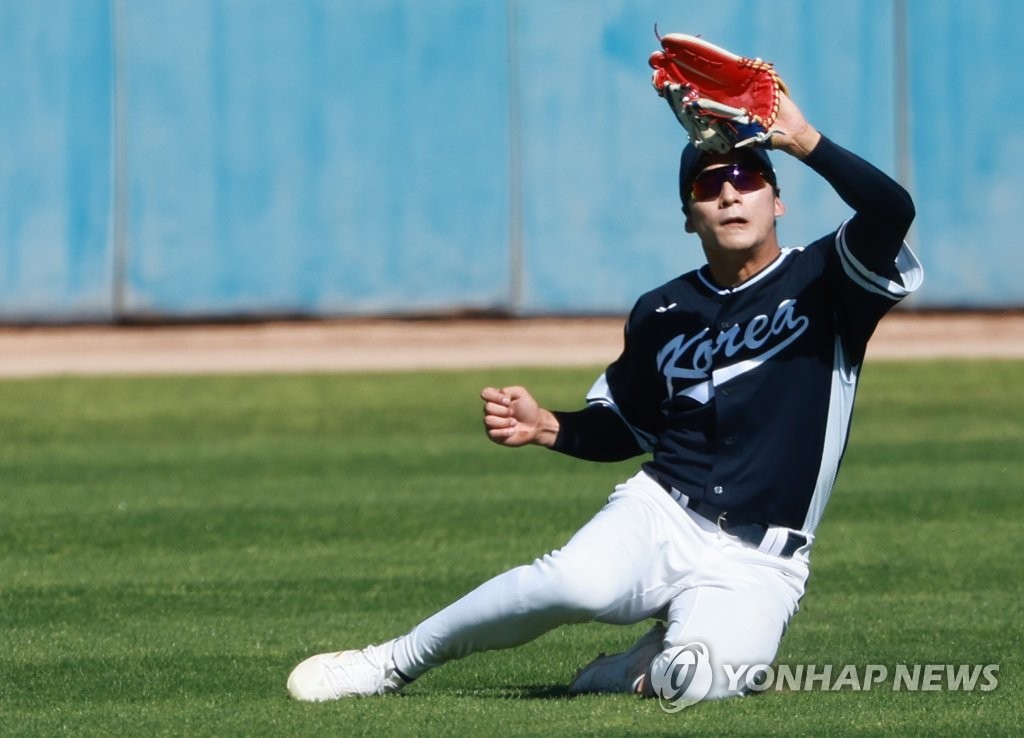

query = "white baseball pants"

[{"left": 391, "top": 470, "right": 810, "bottom": 697}]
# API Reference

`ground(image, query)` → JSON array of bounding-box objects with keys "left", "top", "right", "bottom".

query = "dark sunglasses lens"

[
  {"left": 731, "top": 169, "right": 768, "bottom": 192},
  {"left": 691, "top": 166, "right": 768, "bottom": 201}
]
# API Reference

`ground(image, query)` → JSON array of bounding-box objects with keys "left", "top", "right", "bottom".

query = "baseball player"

[{"left": 287, "top": 89, "right": 923, "bottom": 701}]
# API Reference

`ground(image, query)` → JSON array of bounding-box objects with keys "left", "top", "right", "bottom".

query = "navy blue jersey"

[{"left": 554, "top": 136, "right": 923, "bottom": 534}]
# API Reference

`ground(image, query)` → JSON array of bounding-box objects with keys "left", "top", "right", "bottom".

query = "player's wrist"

[
  {"left": 533, "top": 408, "right": 561, "bottom": 448},
  {"left": 776, "top": 124, "right": 822, "bottom": 160}
]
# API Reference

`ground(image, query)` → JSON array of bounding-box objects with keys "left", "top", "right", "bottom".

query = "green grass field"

[{"left": 1, "top": 361, "right": 1021, "bottom": 737}]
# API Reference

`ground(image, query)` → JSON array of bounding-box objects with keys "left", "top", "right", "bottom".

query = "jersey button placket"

[
  {"left": 710, "top": 310, "right": 737, "bottom": 502},
  {"left": 713, "top": 315, "right": 737, "bottom": 453}
]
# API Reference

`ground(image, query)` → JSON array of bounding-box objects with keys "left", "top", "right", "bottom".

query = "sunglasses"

[{"left": 690, "top": 164, "right": 775, "bottom": 202}]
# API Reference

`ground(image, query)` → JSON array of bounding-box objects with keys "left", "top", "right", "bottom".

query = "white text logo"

[{"left": 656, "top": 299, "right": 809, "bottom": 401}]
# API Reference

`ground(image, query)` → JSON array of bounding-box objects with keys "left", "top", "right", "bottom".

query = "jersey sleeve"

[
  {"left": 804, "top": 136, "right": 924, "bottom": 356},
  {"left": 550, "top": 405, "right": 645, "bottom": 461},
  {"left": 548, "top": 304, "right": 663, "bottom": 461},
  {"left": 582, "top": 301, "right": 666, "bottom": 451},
  {"left": 581, "top": 370, "right": 659, "bottom": 452}
]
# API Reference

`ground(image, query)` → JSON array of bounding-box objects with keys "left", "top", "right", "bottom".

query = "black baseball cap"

[{"left": 678, "top": 144, "right": 777, "bottom": 213}]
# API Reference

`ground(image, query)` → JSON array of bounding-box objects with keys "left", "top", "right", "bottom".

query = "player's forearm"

[
  {"left": 804, "top": 135, "right": 915, "bottom": 276},
  {"left": 551, "top": 406, "right": 645, "bottom": 462},
  {"left": 803, "top": 135, "right": 915, "bottom": 234}
]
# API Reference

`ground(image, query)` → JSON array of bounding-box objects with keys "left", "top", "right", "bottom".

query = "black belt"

[{"left": 663, "top": 485, "right": 808, "bottom": 559}]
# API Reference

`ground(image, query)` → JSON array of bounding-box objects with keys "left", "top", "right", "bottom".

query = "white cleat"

[
  {"left": 287, "top": 639, "right": 409, "bottom": 701},
  {"left": 568, "top": 622, "right": 667, "bottom": 695}
]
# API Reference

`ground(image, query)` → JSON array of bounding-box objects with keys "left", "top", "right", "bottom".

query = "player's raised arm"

[
  {"left": 777, "top": 92, "right": 915, "bottom": 277},
  {"left": 481, "top": 386, "right": 560, "bottom": 448}
]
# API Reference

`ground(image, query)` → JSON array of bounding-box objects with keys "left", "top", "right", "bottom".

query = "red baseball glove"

[{"left": 649, "top": 33, "right": 789, "bottom": 153}]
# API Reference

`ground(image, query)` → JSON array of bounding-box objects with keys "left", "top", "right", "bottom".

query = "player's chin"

[
  {"left": 712, "top": 233, "right": 758, "bottom": 252},
  {"left": 715, "top": 224, "right": 772, "bottom": 249}
]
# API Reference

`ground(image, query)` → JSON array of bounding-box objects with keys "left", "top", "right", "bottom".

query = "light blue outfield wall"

[
  {"left": 906, "top": 1, "right": 1024, "bottom": 308},
  {"left": 119, "top": 0, "right": 511, "bottom": 317},
  {"left": 0, "top": 0, "right": 115, "bottom": 320},
  {"left": 0, "top": 0, "right": 1020, "bottom": 321}
]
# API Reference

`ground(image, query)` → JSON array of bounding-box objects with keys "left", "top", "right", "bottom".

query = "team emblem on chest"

[{"left": 656, "top": 299, "right": 810, "bottom": 401}]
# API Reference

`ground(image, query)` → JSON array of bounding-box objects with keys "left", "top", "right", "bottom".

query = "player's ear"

[
  {"left": 774, "top": 195, "right": 786, "bottom": 218},
  {"left": 684, "top": 213, "right": 696, "bottom": 233}
]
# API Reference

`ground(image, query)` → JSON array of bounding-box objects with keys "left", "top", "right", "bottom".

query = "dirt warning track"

[{"left": 0, "top": 312, "right": 1022, "bottom": 378}]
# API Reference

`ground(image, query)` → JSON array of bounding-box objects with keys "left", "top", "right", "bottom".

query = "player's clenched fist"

[{"left": 480, "top": 386, "right": 560, "bottom": 448}]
